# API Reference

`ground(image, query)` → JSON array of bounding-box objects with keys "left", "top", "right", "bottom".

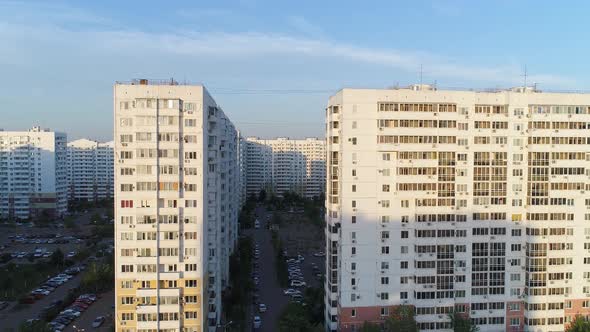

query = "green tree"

[
  {"left": 278, "top": 303, "right": 313, "bottom": 332},
  {"left": 18, "top": 320, "right": 52, "bottom": 332},
  {"left": 64, "top": 216, "right": 78, "bottom": 230},
  {"left": 50, "top": 249, "right": 64, "bottom": 267},
  {"left": 384, "top": 305, "right": 418, "bottom": 332},
  {"left": 566, "top": 315, "right": 590, "bottom": 332},
  {"left": 360, "top": 321, "right": 381, "bottom": 332},
  {"left": 449, "top": 312, "right": 479, "bottom": 332},
  {"left": 91, "top": 212, "right": 101, "bottom": 224},
  {"left": 80, "top": 261, "right": 114, "bottom": 293},
  {"left": 258, "top": 189, "right": 267, "bottom": 202},
  {"left": 304, "top": 287, "right": 325, "bottom": 325}
]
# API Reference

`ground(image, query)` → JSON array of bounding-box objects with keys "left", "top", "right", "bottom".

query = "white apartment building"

[
  {"left": 67, "top": 138, "right": 114, "bottom": 201},
  {"left": 245, "top": 137, "right": 326, "bottom": 199},
  {"left": 114, "top": 79, "right": 240, "bottom": 332},
  {"left": 0, "top": 126, "right": 67, "bottom": 220},
  {"left": 325, "top": 85, "right": 590, "bottom": 332}
]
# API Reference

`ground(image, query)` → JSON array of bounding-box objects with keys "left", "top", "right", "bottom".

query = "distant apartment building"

[
  {"left": 67, "top": 138, "right": 114, "bottom": 201},
  {"left": 244, "top": 137, "right": 326, "bottom": 199},
  {"left": 325, "top": 85, "right": 590, "bottom": 332},
  {"left": 0, "top": 126, "right": 67, "bottom": 220},
  {"left": 114, "top": 79, "right": 240, "bottom": 332}
]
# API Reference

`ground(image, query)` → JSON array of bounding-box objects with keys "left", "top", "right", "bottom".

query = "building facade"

[
  {"left": 244, "top": 137, "right": 326, "bottom": 199},
  {"left": 67, "top": 138, "right": 114, "bottom": 201},
  {"left": 325, "top": 85, "right": 590, "bottom": 332},
  {"left": 114, "top": 79, "right": 240, "bottom": 332},
  {"left": 0, "top": 126, "right": 67, "bottom": 220}
]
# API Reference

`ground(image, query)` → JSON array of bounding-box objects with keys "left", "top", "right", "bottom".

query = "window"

[
  {"left": 400, "top": 261, "right": 408, "bottom": 269},
  {"left": 380, "top": 292, "right": 389, "bottom": 300},
  {"left": 351, "top": 309, "right": 356, "bottom": 317},
  {"left": 381, "top": 246, "right": 390, "bottom": 254},
  {"left": 401, "top": 231, "right": 408, "bottom": 239},
  {"left": 351, "top": 216, "right": 356, "bottom": 224}
]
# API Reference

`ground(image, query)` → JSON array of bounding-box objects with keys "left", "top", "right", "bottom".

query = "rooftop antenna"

[
  {"left": 419, "top": 64, "right": 423, "bottom": 86},
  {"left": 522, "top": 65, "right": 528, "bottom": 88}
]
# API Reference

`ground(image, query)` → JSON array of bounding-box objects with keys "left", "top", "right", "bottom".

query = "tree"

[
  {"left": 50, "top": 249, "right": 64, "bottom": 267},
  {"left": 80, "top": 262, "right": 114, "bottom": 293},
  {"left": 304, "top": 287, "right": 325, "bottom": 325},
  {"left": 384, "top": 305, "right": 418, "bottom": 332},
  {"left": 258, "top": 189, "right": 267, "bottom": 202},
  {"left": 278, "top": 303, "right": 313, "bottom": 332},
  {"left": 566, "top": 316, "right": 590, "bottom": 332},
  {"left": 449, "top": 312, "right": 479, "bottom": 332},
  {"left": 18, "top": 320, "right": 52, "bottom": 332},
  {"left": 360, "top": 321, "right": 381, "bottom": 332}
]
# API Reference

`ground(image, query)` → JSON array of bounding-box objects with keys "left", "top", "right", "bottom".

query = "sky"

[{"left": 1, "top": 0, "right": 589, "bottom": 141}]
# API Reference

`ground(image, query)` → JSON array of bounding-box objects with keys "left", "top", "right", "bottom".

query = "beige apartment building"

[
  {"left": 325, "top": 85, "right": 590, "bottom": 332},
  {"left": 114, "top": 79, "right": 240, "bottom": 332}
]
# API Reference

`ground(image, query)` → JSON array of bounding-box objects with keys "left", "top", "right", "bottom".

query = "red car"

[{"left": 73, "top": 302, "right": 90, "bottom": 309}]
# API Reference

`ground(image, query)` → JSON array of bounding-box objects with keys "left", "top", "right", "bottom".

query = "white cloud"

[{"left": 0, "top": 1, "right": 576, "bottom": 88}]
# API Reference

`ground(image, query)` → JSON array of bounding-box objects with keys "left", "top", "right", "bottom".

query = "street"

[{"left": 250, "top": 206, "right": 289, "bottom": 332}]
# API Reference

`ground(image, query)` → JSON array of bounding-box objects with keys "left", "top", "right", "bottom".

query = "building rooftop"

[{"left": 115, "top": 78, "right": 202, "bottom": 86}]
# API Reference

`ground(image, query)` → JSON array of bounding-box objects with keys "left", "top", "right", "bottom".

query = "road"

[{"left": 250, "top": 206, "right": 289, "bottom": 332}]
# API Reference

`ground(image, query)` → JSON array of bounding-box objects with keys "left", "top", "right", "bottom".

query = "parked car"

[
  {"left": 283, "top": 288, "right": 301, "bottom": 296},
  {"left": 253, "top": 316, "right": 262, "bottom": 329},
  {"left": 291, "top": 280, "right": 306, "bottom": 287},
  {"left": 92, "top": 316, "right": 105, "bottom": 328},
  {"left": 259, "top": 303, "right": 267, "bottom": 313},
  {"left": 313, "top": 251, "right": 325, "bottom": 257}
]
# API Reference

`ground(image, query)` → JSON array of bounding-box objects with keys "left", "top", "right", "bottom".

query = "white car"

[
  {"left": 291, "top": 280, "right": 306, "bottom": 287},
  {"left": 92, "top": 316, "right": 105, "bottom": 328},
  {"left": 259, "top": 303, "right": 267, "bottom": 312},
  {"left": 60, "top": 309, "right": 81, "bottom": 317},
  {"left": 253, "top": 316, "right": 262, "bottom": 329},
  {"left": 283, "top": 288, "right": 301, "bottom": 295}
]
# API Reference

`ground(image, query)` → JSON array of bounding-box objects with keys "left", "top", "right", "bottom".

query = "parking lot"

[{"left": 0, "top": 207, "right": 114, "bottom": 331}]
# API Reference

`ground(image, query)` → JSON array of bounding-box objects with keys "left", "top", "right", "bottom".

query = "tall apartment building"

[
  {"left": 67, "top": 139, "right": 114, "bottom": 201},
  {"left": 0, "top": 126, "right": 67, "bottom": 220},
  {"left": 244, "top": 137, "right": 326, "bottom": 199},
  {"left": 114, "top": 79, "right": 240, "bottom": 332},
  {"left": 325, "top": 85, "right": 590, "bottom": 332}
]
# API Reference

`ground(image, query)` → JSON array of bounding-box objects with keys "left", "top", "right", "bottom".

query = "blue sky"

[{"left": 0, "top": 0, "right": 587, "bottom": 141}]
